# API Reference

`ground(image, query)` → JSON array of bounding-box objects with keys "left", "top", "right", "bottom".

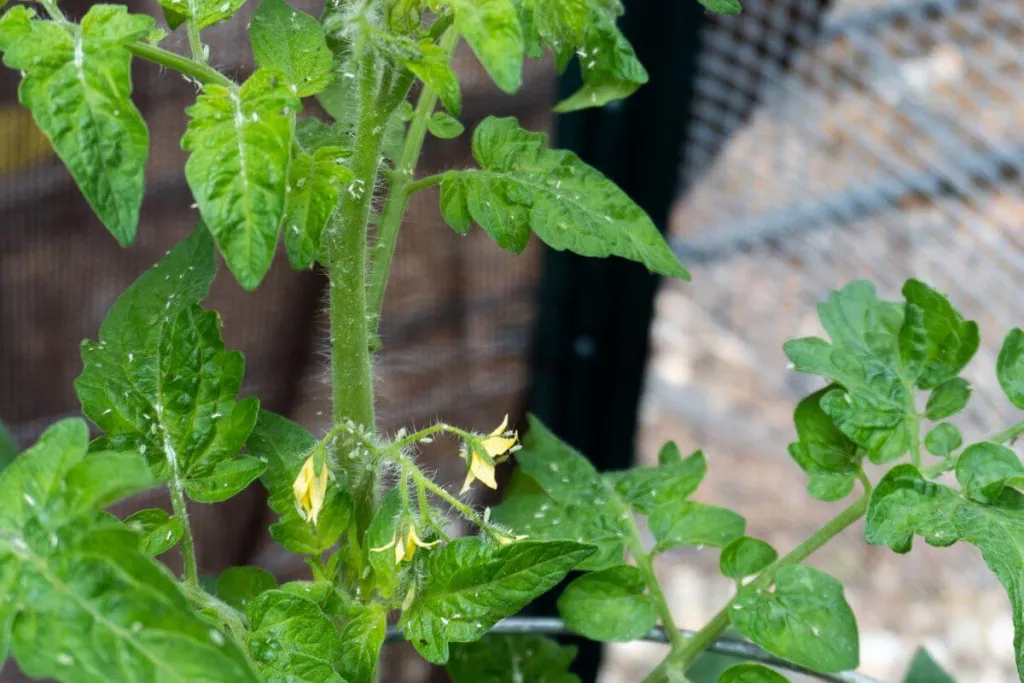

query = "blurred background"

[{"left": 1, "top": 0, "right": 1022, "bottom": 680}]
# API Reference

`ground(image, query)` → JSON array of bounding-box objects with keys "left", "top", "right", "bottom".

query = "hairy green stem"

[
  {"left": 186, "top": 20, "right": 205, "bottom": 64},
  {"left": 167, "top": 472, "right": 199, "bottom": 587},
  {"left": 395, "top": 452, "right": 502, "bottom": 540},
  {"left": 367, "top": 29, "right": 459, "bottom": 335},
  {"left": 326, "top": 47, "right": 387, "bottom": 539},
  {"left": 128, "top": 42, "right": 233, "bottom": 88},
  {"left": 39, "top": 0, "right": 67, "bottom": 22},
  {"left": 644, "top": 486, "right": 873, "bottom": 682}
]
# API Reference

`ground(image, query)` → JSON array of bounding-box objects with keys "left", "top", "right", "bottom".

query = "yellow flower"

[
  {"left": 371, "top": 523, "right": 440, "bottom": 564},
  {"left": 459, "top": 415, "right": 518, "bottom": 494},
  {"left": 496, "top": 533, "right": 529, "bottom": 546},
  {"left": 292, "top": 455, "right": 328, "bottom": 525}
]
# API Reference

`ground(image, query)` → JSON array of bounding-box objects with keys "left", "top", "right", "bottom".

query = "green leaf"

[
  {"left": 805, "top": 472, "right": 857, "bottom": 502},
  {"left": 218, "top": 566, "right": 277, "bottom": 611},
  {"left": 731, "top": 565, "right": 859, "bottom": 673},
  {"left": 0, "top": 419, "right": 16, "bottom": 473},
  {"left": 553, "top": 12, "right": 648, "bottom": 113},
  {"left": 125, "top": 508, "right": 184, "bottom": 556},
  {"left": 246, "top": 590, "right": 345, "bottom": 682},
  {"left": 516, "top": 0, "right": 589, "bottom": 66},
  {"left": 718, "top": 664, "right": 788, "bottom": 683},
  {"left": 924, "top": 423, "right": 962, "bottom": 457},
  {"left": 784, "top": 282, "right": 913, "bottom": 464},
  {"left": 398, "top": 537, "right": 595, "bottom": 663},
  {"left": 429, "top": 111, "right": 466, "bottom": 139},
  {"left": 75, "top": 228, "right": 260, "bottom": 503},
  {"left": 902, "top": 647, "right": 955, "bottom": 683},
  {"left": 865, "top": 464, "right": 1024, "bottom": 677},
  {"left": 366, "top": 487, "right": 404, "bottom": 598},
  {"left": 997, "top": 328, "right": 1024, "bottom": 409},
  {"left": 283, "top": 146, "right": 353, "bottom": 270},
  {"left": 698, "top": 0, "right": 742, "bottom": 16},
  {"left": 448, "top": 634, "right": 581, "bottom": 683},
  {"left": 557, "top": 565, "right": 657, "bottom": 641},
  {"left": 249, "top": 0, "right": 335, "bottom": 98},
  {"left": 606, "top": 444, "right": 706, "bottom": 514},
  {"left": 924, "top": 377, "right": 971, "bottom": 420},
  {"left": 0, "top": 5, "right": 153, "bottom": 245},
  {"left": 440, "top": 117, "right": 688, "bottom": 278},
  {"left": 157, "top": 0, "right": 245, "bottom": 31},
  {"left": 900, "top": 280, "right": 979, "bottom": 390},
  {"left": 0, "top": 420, "right": 258, "bottom": 682},
  {"left": 338, "top": 604, "right": 387, "bottom": 683},
  {"left": 650, "top": 501, "right": 745, "bottom": 552},
  {"left": 787, "top": 387, "right": 861, "bottom": 501},
  {"left": 956, "top": 442, "right": 1024, "bottom": 504},
  {"left": 493, "top": 415, "right": 627, "bottom": 570},
  {"left": 369, "top": 29, "right": 462, "bottom": 116},
  {"left": 720, "top": 537, "right": 778, "bottom": 581},
  {"left": 64, "top": 449, "right": 155, "bottom": 515},
  {"left": 490, "top": 492, "right": 626, "bottom": 570},
  {"left": 185, "top": 453, "right": 266, "bottom": 503},
  {"left": 183, "top": 69, "right": 300, "bottom": 290},
  {"left": 246, "top": 411, "right": 352, "bottom": 555},
  {"left": 449, "top": 0, "right": 523, "bottom": 94}
]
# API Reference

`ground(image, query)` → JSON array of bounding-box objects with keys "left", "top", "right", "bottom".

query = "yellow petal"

[
  {"left": 409, "top": 526, "right": 441, "bottom": 549},
  {"left": 292, "top": 456, "right": 318, "bottom": 521},
  {"left": 371, "top": 534, "right": 397, "bottom": 553},
  {"left": 394, "top": 537, "right": 406, "bottom": 564},
  {"left": 490, "top": 414, "right": 510, "bottom": 437},
  {"left": 308, "top": 460, "right": 329, "bottom": 525},
  {"left": 481, "top": 433, "right": 517, "bottom": 460},
  {"left": 469, "top": 451, "right": 498, "bottom": 490},
  {"left": 496, "top": 533, "right": 529, "bottom": 546},
  {"left": 459, "top": 468, "right": 476, "bottom": 495}
]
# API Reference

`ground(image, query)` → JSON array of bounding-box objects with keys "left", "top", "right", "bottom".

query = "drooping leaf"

[
  {"left": 720, "top": 537, "right": 778, "bottom": 581},
  {"left": 924, "top": 423, "right": 962, "bottom": 457},
  {"left": 997, "top": 328, "right": 1024, "bottom": 410},
  {"left": 718, "top": 664, "right": 788, "bottom": 683},
  {"left": 784, "top": 282, "right": 913, "bottom": 464},
  {"left": 731, "top": 565, "right": 859, "bottom": 673},
  {"left": 902, "top": 647, "right": 955, "bottom": 683},
  {"left": 249, "top": 0, "right": 335, "bottom": 98},
  {"left": 75, "top": 229, "right": 261, "bottom": 504},
  {"left": 448, "top": 634, "right": 581, "bottom": 683},
  {"left": 218, "top": 566, "right": 277, "bottom": 611},
  {"left": 606, "top": 445, "right": 706, "bottom": 514},
  {"left": 899, "top": 280, "right": 979, "bottom": 390},
  {"left": 787, "top": 386, "right": 862, "bottom": 500},
  {"left": 398, "top": 537, "right": 594, "bottom": 663},
  {"left": 429, "top": 111, "right": 465, "bottom": 139},
  {"left": 246, "top": 411, "right": 352, "bottom": 555},
  {"left": 439, "top": 117, "right": 688, "bottom": 278},
  {"left": 0, "top": 5, "right": 153, "bottom": 245},
  {"left": 246, "top": 590, "right": 346, "bottom": 682},
  {"left": 865, "top": 464, "right": 1024, "bottom": 677},
  {"left": 955, "top": 442, "right": 1024, "bottom": 505},
  {"left": 157, "top": 0, "right": 245, "bottom": 31},
  {"left": 924, "top": 377, "right": 971, "bottom": 421},
  {"left": 183, "top": 69, "right": 299, "bottom": 290},
  {"left": 649, "top": 501, "right": 745, "bottom": 553},
  {"left": 557, "top": 565, "right": 657, "bottom": 641},
  {"left": 124, "top": 508, "right": 184, "bottom": 556},
  {"left": 338, "top": 604, "right": 387, "bottom": 683},
  {"left": 282, "top": 145, "right": 352, "bottom": 270},
  {"left": 0, "top": 420, "right": 257, "bottom": 682},
  {"left": 553, "top": 11, "right": 648, "bottom": 113},
  {"left": 448, "top": 0, "right": 523, "bottom": 94}
]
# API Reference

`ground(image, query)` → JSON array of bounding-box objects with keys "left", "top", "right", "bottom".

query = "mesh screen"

[{"left": 622, "top": 0, "right": 1024, "bottom": 680}]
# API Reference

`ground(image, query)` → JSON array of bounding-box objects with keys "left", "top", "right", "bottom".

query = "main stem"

[
  {"left": 326, "top": 47, "right": 385, "bottom": 538},
  {"left": 643, "top": 488, "right": 872, "bottom": 683},
  {"left": 367, "top": 29, "right": 459, "bottom": 333}
]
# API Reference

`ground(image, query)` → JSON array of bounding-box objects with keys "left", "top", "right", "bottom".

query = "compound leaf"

[
  {"left": 398, "top": 537, "right": 594, "bottom": 664},
  {"left": 183, "top": 69, "right": 299, "bottom": 290},
  {"left": 75, "top": 228, "right": 261, "bottom": 504},
  {"left": 0, "top": 5, "right": 153, "bottom": 245},
  {"left": 439, "top": 117, "right": 688, "bottom": 278}
]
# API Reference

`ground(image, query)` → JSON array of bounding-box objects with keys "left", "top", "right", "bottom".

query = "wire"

[{"left": 383, "top": 616, "right": 886, "bottom": 683}]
